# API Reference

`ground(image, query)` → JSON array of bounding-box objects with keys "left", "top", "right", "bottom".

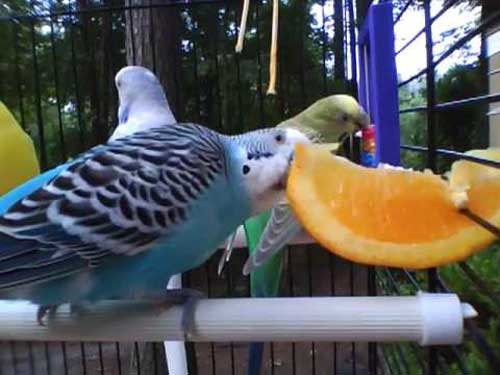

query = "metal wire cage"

[{"left": 0, "top": 0, "right": 498, "bottom": 374}]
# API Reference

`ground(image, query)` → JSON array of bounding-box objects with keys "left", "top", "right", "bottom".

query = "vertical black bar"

[
  {"left": 98, "top": 343, "right": 105, "bottom": 375},
  {"left": 61, "top": 342, "right": 69, "bottom": 375},
  {"left": 108, "top": 4, "right": 118, "bottom": 132},
  {"left": 368, "top": 266, "right": 377, "bottom": 375},
  {"left": 235, "top": 52, "right": 243, "bottom": 132},
  {"left": 11, "top": 21, "right": 26, "bottom": 129},
  {"left": 270, "top": 341, "right": 275, "bottom": 375},
  {"left": 347, "top": 0, "right": 357, "bottom": 90},
  {"left": 153, "top": 342, "right": 159, "bottom": 375},
  {"left": 350, "top": 263, "right": 356, "bottom": 375},
  {"left": 225, "top": 247, "right": 235, "bottom": 375},
  {"left": 213, "top": 7, "right": 222, "bottom": 131},
  {"left": 44, "top": 342, "right": 52, "bottom": 375},
  {"left": 173, "top": 5, "right": 183, "bottom": 121},
  {"left": 255, "top": 0, "right": 265, "bottom": 126},
  {"left": 48, "top": 9, "right": 66, "bottom": 161},
  {"left": 27, "top": 342, "right": 35, "bottom": 375},
  {"left": 287, "top": 248, "right": 296, "bottom": 375},
  {"left": 80, "top": 343, "right": 88, "bottom": 375},
  {"left": 185, "top": 340, "right": 198, "bottom": 375},
  {"left": 424, "top": 1, "right": 438, "bottom": 374},
  {"left": 321, "top": 0, "right": 328, "bottom": 94},
  {"left": 205, "top": 263, "right": 216, "bottom": 375},
  {"left": 10, "top": 341, "right": 19, "bottom": 375},
  {"left": 192, "top": 39, "right": 201, "bottom": 122},
  {"left": 68, "top": 6, "right": 85, "bottom": 151},
  {"left": 134, "top": 342, "right": 141, "bottom": 375},
  {"left": 424, "top": 0, "right": 436, "bottom": 172},
  {"left": 115, "top": 342, "right": 123, "bottom": 375},
  {"left": 299, "top": 0, "right": 306, "bottom": 105},
  {"left": 128, "top": 3, "right": 136, "bottom": 65},
  {"left": 343, "top": 0, "right": 349, "bottom": 80},
  {"left": 329, "top": 254, "right": 337, "bottom": 375},
  {"left": 306, "top": 249, "right": 316, "bottom": 375},
  {"left": 277, "top": 0, "right": 286, "bottom": 120},
  {"left": 149, "top": 0, "right": 157, "bottom": 74},
  {"left": 29, "top": 2, "right": 47, "bottom": 170}
]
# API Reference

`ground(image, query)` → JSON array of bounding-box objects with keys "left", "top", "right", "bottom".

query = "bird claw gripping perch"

[
  {"left": 36, "top": 304, "right": 58, "bottom": 326},
  {"left": 151, "top": 288, "right": 205, "bottom": 341}
]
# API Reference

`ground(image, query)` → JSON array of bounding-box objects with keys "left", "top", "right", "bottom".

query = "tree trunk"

[
  {"left": 124, "top": 2, "right": 183, "bottom": 372},
  {"left": 125, "top": 0, "right": 183, "bottom": 119}
]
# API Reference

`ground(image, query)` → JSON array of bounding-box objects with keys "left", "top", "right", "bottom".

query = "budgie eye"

[
  {"left": 342, "top": 114, "right": 349, "bottom": 122},
  {"left": 242, "top": 165, "right": 250, "bottom": 175},
  {"left": 275, "top": 133, "right": 284, "bottom": 143}
]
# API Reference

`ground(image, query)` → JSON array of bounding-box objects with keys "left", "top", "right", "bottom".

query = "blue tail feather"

[
  {"left": 0, "top": 253, "right": 85, "bottom": 290},
  {"left": 0, "top": 163, "right": 69, "bottom": 215}
]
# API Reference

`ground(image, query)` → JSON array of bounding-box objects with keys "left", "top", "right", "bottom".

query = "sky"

[{"left": 310, "top": 0, "right": 482, "bottom": 84}]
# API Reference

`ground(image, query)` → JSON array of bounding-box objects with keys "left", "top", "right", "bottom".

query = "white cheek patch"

[
  {"left": 247, "top": 156, "right": 287, "bottom": 190},
  {"left": 244, "top": 155, "right": 289, "bottom": 214},
  {"left": 284, "top": 128, "right": 312, "bottom": 145}
]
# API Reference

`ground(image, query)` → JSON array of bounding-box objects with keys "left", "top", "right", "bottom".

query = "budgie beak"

[{"left": 356, "top": 111, "right": 371, "bottom": 130}]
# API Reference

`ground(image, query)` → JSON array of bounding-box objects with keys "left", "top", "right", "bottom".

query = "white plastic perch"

[{"left": 0, "top": 293, "right": 476, "bottom": 346}]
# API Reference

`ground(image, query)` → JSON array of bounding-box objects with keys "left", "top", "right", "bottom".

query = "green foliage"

[
  {"left": 0, "top": 0, "right": 352, "bottom": 167},
  {"left": 399, "top": 78, "right": 427, "bottom": 169},
  {"left": 399, "top": 62, "right": 487, "bottom": 173},
  {"left": 434, "top": 63, "right": 488, "bottom": 172}
]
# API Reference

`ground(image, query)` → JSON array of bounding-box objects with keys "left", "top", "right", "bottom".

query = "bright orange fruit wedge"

[
  {"left": 287, "top": 144, "right": 500, "bottom": 269},
  {"left": 449, "top": 148, "right": 500, "bottom": 209}
]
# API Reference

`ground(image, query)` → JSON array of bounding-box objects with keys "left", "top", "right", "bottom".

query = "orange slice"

[
  {"left": 449, "top": 148, "right": 500, "bottom": 209},
  {"left": 287, "top": 144, "right": 500, "bottom": 269}
]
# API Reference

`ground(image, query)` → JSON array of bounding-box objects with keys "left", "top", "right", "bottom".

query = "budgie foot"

[
  {"left": 147, "top": 288, "right": 205, "bottom": 341},
  {"left": 36, "top": 303, "right": 91, "bottom": 325},
  {"left": 36, "top": 304, "right": 59, "bottom": 326}
]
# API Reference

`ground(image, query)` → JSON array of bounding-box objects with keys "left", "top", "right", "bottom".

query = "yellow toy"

[{"left": 0, "top": 101, "right": 40, "bottom": 196}]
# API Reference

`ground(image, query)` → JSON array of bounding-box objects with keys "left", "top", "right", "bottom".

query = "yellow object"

[
  {"left": 0, "top": 101, "right": 40, "bottom": 196},
  {"left": 287, "top": 144, "right": 500, "bottom": 269}
]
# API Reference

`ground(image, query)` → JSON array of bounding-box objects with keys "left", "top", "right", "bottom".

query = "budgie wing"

[
  {"left": 0, "top": 124, "right": 226, "bottom": 290},
  {"left": 242, "top": 202, "right": 301, "bottom": 275}
]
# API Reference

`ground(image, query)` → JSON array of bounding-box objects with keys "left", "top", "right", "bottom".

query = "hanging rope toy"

[{"left": 236, "top": 0, "right": 279, "bottom": 95}]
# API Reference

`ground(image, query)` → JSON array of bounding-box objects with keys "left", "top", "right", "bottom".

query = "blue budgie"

[
  {"left": 0, "top": 65, "right": 172, "bottom": 215},
  {"left": 0, "top": 122, "right": 309, "bottom": 335}
]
